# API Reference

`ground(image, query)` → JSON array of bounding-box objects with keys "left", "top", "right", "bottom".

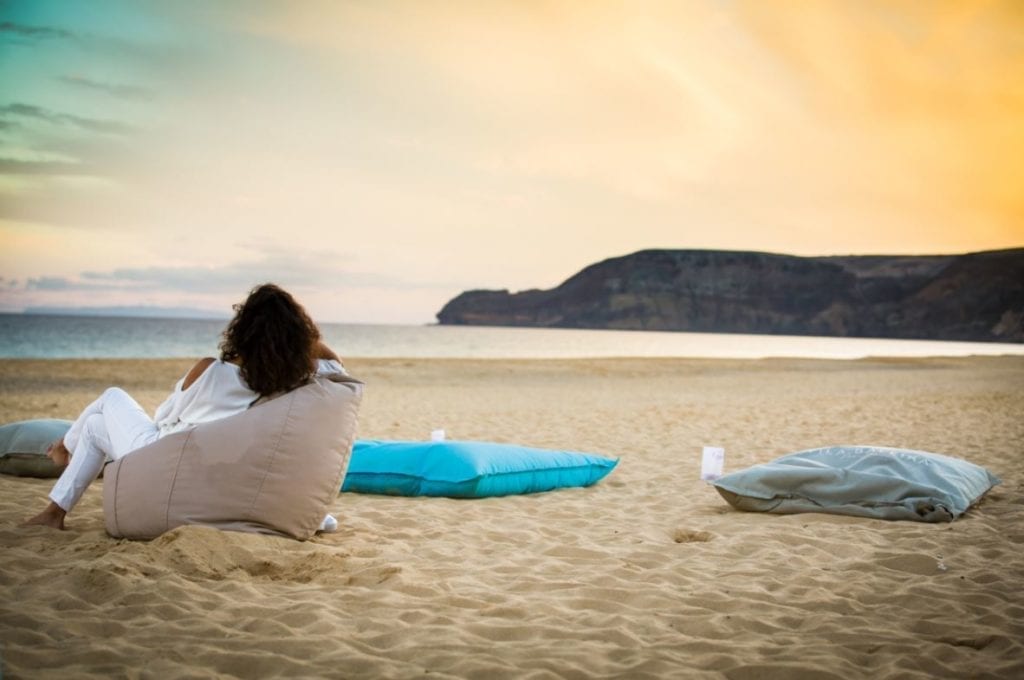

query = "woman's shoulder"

[{"left": 181, "top": 357, "right": 218, "bottom": 391}]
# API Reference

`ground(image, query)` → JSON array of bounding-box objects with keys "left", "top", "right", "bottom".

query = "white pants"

[{"left": 50, "top": 387, "right": 160, "bottom": 512}]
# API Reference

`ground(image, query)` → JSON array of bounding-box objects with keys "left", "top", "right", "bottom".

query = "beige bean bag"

[{"left": 103, "top": 373, "right": 363, "bottom": 541}]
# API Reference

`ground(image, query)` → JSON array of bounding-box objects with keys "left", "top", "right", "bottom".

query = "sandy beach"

[{"left": 1, "top": 355, "right": 1022, "bottom": 679}]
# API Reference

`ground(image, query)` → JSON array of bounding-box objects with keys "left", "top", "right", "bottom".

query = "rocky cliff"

[{"left": 436, "top": 248, "right": 1024, "bottom": 342}]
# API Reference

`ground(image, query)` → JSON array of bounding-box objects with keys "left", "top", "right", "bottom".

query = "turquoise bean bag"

[{"left": 343, "top": 439, "right": 619, "bottom": 498}]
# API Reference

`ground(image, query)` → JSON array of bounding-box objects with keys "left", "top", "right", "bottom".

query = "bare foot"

[
  {"left": 46, "top": 439, "right": 71, "bottom": 468},
  {"left": 22, "top": 502, "right": 67, "bottom": 530}
]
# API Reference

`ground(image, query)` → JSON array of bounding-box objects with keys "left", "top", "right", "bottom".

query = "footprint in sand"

[
  {"left": 876, "top": 553, "right": 946, "bottom": 575},
  {"left": 673, "top": 528, "right": 714, "bottom": 544},
  {"left": 346, "top": 564, "right": 402, "bottom": 587}
]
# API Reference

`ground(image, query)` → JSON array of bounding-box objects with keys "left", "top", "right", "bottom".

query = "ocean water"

[{"left": 0, "top": 313, "right": 1021, "bottom": 360}]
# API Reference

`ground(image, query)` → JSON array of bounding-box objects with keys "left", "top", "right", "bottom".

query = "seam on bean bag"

[
  {"left": 165, "top": 430, "right": 193, "bottom": 533},
  {"left": 322, "top": 396, "right": 358, "bottom": 507},
  {"left": 108, "top": 460, "right": 121, "bottom": 537},
  {"left": 247, "top": 391, "right": 297, "bottom": 520}
]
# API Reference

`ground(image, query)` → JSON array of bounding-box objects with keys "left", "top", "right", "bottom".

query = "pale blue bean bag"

[
  {"left": 713, "top": 445, "right": 1001, "bottom": 522},
  {"left": 0, "top": 418, "right": 72, "bottom": 478},
  {"left": 342, "top": 439, "right": 619, "bottom": 497}
]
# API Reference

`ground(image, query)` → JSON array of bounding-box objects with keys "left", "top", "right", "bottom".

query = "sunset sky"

[{"left": 1, "top": 0, "right": 1022, "bottom": 323}]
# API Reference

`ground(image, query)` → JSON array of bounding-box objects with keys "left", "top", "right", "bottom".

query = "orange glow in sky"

[{"left": 1, "top": 1, "right": 1021, "bottom": 322}]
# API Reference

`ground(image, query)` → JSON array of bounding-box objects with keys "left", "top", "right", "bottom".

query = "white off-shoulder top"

[{"left": 154, "top": 359, "right": 346, "bottom": 437}]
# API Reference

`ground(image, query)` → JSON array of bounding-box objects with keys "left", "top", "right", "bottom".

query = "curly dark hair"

[{"left": 219, "top": 283, "right": 320, "bottom": 396}]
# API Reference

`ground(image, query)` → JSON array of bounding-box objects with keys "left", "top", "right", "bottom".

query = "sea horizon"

[{"left": 1, "top": 312, "right": 1022, "bottom": 361}]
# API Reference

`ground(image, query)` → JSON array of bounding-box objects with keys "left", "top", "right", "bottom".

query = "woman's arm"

[
  {"left": 181, "top": 357, "right": 216, "bottom": 390},
  {"left": 312, "top": 341, "right": 347, "bottom": 377},
  {"left": 154, "top": 357, "right": 215, "bottom": 425},
  {"left": 314, "top": 341, "right": 341, "bottom": 363}
]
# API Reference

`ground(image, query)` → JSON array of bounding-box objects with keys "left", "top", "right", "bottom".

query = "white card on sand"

[
  {"left": 431, "top": 429, "right": 446, "bottom": 442},
  {"left": 701, "top": 446, "right": 725, "bottom": 481}
]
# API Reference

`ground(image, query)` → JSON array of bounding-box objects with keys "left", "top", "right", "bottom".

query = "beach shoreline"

[{"left": 2, "top": 355, "right": 1023, "bottom": 678}]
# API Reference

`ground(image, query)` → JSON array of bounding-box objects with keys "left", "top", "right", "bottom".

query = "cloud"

[
  {"left": 0, "top": 157, "right": 92, "bottom": 175},
  {"left": 76, "top": 250, "right": 446, "bottom": 295},
  {"left": 58, "top": 75, "right": 155, "bottom": 101},
  {"left": 81, "top": 264, "right": 279, "bottom": 293},
  {"left": 0, "top": 21, "right": 74, "bottom": 40},
  {"left": 5, "top": 248, "right": 463, "bottom": 323},
  {"left": 22, "top": 254, "right": 365, "bottom": 294},
  {"left": 26, "top": 276, "right": 74, "bottom": 290},
  {"left": 0, "top": 103, "right": 134, "bottom": 135},
  {"left": 0, "top": 18, "right": 181, "bottom": 66}
]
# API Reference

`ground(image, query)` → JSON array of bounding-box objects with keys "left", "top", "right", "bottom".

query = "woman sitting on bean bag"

[{"left": 23, "top": 283, "right": 348, "bottom": 531}]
